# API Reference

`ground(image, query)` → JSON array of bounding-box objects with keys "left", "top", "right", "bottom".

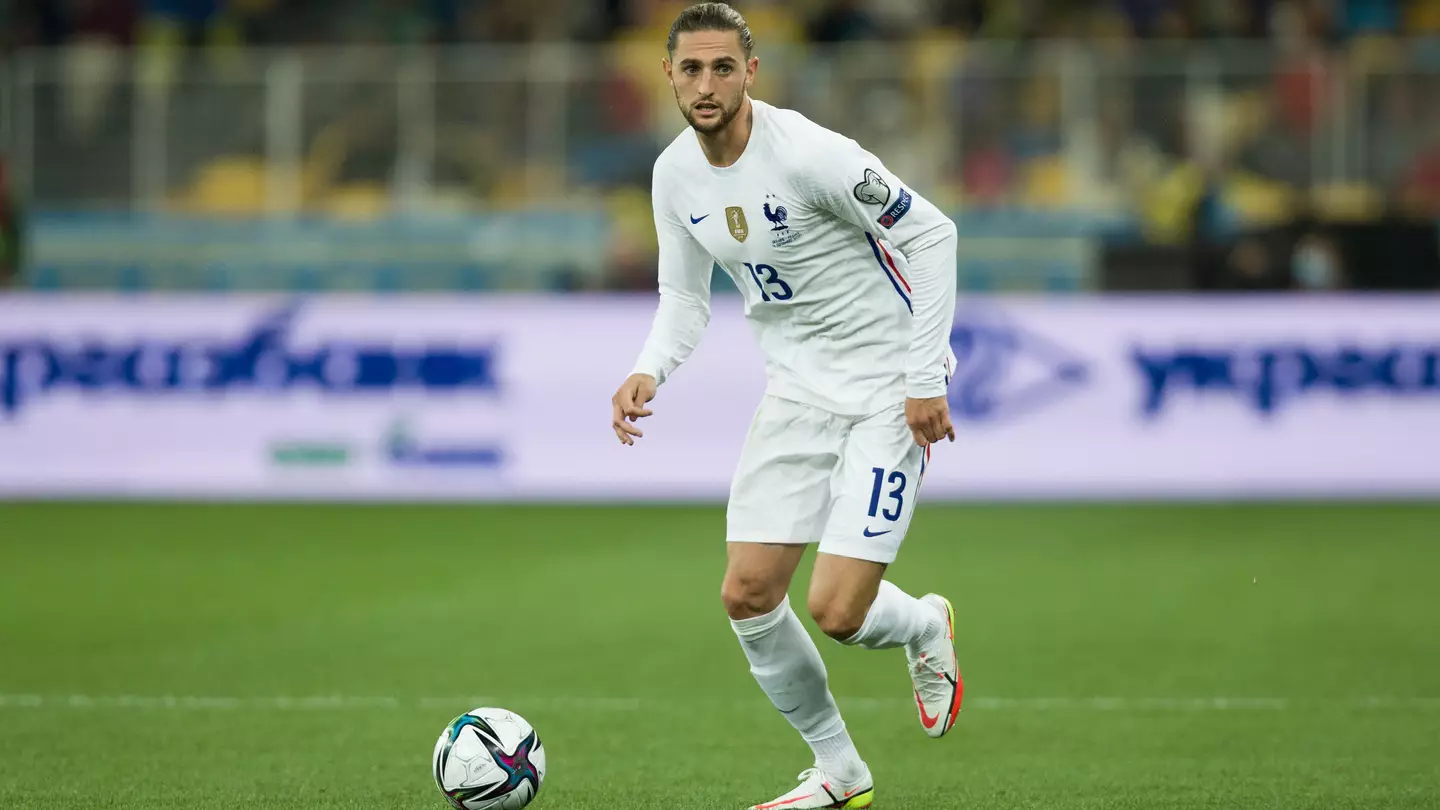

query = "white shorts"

[{"left": 726, "top": 395, "right": 933, "bottom": 564}]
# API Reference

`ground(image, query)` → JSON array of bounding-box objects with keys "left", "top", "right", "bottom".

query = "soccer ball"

[{"left": 432, "top": 708, "right": 546, "bottom": 810}]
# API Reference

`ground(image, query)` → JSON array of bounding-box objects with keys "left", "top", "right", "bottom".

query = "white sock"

[
  {"left": 731, "top": 596, "right": 865, "bottom": 783},
  {"left": 842, "top": 580, "right": 942, "bottom": 653}
]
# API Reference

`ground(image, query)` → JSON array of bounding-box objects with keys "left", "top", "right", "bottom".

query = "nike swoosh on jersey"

[
  {"left": 689, "top": 213, "right": 709, "bottom": 224},
  {"left": 862, "top": 528, "right": 891, "bottom": 537}
]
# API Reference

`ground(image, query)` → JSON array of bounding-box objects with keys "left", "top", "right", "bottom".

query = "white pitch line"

[{"left": 1, "top": 694, "right": 1438, "bottom": 712}]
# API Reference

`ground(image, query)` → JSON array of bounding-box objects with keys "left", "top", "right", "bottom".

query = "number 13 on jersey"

[{"left": 744, "top": 262, "right": 793, "bottom": 302}]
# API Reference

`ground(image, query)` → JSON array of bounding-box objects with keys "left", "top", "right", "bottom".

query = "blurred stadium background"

[
  {"left": 5, "top": 0, "right": 1440, "bottom": 292},
  {"left": 2, "top": 3, "right": 1439, "bottom": 809}
]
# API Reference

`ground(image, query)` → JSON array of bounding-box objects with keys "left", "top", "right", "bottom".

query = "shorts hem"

[
  {"left": 814, "top": 540, "right": 900, "bottom": 565},
  {"left": 725, "top": 536, "right": 816, "bottom": 546}
]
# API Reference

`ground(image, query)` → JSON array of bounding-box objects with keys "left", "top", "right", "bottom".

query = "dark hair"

[{"left": 667, "top": 3, "right": 754, "bottom": 57}]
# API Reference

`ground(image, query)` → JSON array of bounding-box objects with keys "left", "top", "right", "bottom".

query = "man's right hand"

[{"left": 611, "top": 373, "right": 657, "bottom": 445}]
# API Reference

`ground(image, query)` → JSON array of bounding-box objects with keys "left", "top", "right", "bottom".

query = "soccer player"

[{"left": 610, "top": 4, "right": 962, "bottom": 808}]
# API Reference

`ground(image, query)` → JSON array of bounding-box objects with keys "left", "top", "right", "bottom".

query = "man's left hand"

[{"left": 905, "top": 395, "right": 956, "bottom": 448}]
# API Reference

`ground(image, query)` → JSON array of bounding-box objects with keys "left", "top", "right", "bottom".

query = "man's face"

[{"left": 664, "top": 30, "right": 757, "bottom": 135}]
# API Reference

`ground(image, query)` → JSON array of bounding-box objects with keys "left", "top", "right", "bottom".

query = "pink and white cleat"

[
  {"left": 747, "top": 765, "right": 874, "bottom": 809},
  {"left": 908, "top": 593, "right": 963, "bottom": 738}
]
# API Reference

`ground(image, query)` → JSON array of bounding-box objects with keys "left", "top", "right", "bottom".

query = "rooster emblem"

[{"left": 763, "top": 200, "right": 788, "bottom": 231}]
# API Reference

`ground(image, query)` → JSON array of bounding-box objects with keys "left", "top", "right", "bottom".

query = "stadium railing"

[{"left": 2, "top": 40, "right": 1437, "bottom": 291}]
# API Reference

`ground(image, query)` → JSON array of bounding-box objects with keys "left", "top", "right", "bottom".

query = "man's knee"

[
  {"left": 807, "top": 592, "right": 869, "bottom": 642},
  {"left": 721, "top": 543, "right": 805, "bottom": 621},
  {"left": 807, "top": 554, "right": 884, "bottom": 642},
  {"left": 721, "top": 571, "right": 788, "bottom": 620}
]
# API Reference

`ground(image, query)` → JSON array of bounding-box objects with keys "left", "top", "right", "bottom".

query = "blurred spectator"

[
  {"left": 1271, "top": 1, "right": 1330, "bottom": 135},
  {"left": 960, "top": 123, "right": 1015, "bottom": 206},
  {"left": 937, "top": 0, "right": 987, "bottom": 34},
  {"left": 307, "top": 98, "right": 403, "bottom": 191},
  {"left": 574, "top": 0, "right": 635, "bottom": 41},
  {"left": 136, "top": 0, "right": 243, "bottom": 89},
  {"left": 568, "top": 56, "right": 658, "bottom": 189},
  {"left": 0, "top": 156, "right": 20, "bottom": 288},
  {"left": 861, "top": 0, "right": 934, "bottom": 38},
  {"left": 340, "top": 0, "right": 461, "bottom": 46},
  {"left": 1007, "top": 78, "right": 1062, "bottom": 162},
  {"left": 74, "top": 0, "right": 141, "bottom": 43},
  {"left": 1369, "top": 79, "right": 1427, "bottom": 193},
  {"left": 1396, "top": 130, "right": 1440, "bottom": 215},
  {"left": 17, "top": 0, "right": 66, "bottom": 45},
  {"left": 1290, "top": 230, "right": 1346, "bottom": 289},
  {"left": 0, "top": 3, "right": 16, "bottom": 53},
  {"left": 1337, "top": 0, "right": 1399, "bottom": 36},
  {"left": 143, "top": 0, "right": 227, "bottom": 43},
  {"left": 1223, "top": 235, "right": 1289, "bottom": 290},
  {"left": 978, "top": 0, "right": 1049, "bottom": 39},
  {"left": 1152, "top": 6, "right": 1194, "bottom": 38},
  {"left": 1112, "top": 0, "right": 1173, "bottom": 37},
  {"left": 462, "top": 0, "right": 540, "bottom": 42},
  {"left": 1194, "top": 0, "right": 1270, "bottom": 38},
  {"left": 601, "top": 187, "right": 663, "bottom": 291},
  {"left": 1408, "top": 0, "right": 1440, "bottom": 35},
  {"left": 58, "top": 0, "right": 140, "bottom": 141},
  {"left": 807, "top": 0, "right": 880, "bottom": 43}
]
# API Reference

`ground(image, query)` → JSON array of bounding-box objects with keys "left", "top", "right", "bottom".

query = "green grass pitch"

[{"left": 2, "top": 502, "right": 1438, "bottom": 809}]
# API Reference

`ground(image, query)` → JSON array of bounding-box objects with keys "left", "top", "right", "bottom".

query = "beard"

[{"left": 678, "top": 89, "right": 743, "bottom": 134}]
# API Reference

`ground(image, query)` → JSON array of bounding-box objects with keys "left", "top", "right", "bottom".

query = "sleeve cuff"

[
  {"left": 905, "top": 375, "right": 949, "bottom": 400},
  {"left": 630, "top": 365, "right": 663, "bottom": 386}
]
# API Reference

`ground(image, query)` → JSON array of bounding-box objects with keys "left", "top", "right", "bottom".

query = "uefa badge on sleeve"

[{"left": 853, "top": 168, "right": 890, "bottom": 207}]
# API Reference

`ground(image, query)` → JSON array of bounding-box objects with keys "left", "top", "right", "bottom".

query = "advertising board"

[{"left": 1, "top": 295, "right": 1436, "bottom": 500}]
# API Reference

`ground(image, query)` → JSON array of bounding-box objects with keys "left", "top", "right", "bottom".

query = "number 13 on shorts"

[
  {"left": 820, "top": 407, "right": 929, "bottom": 564},
  {"left": 868, "top": 466, "right": 910, "bottom": 522}
]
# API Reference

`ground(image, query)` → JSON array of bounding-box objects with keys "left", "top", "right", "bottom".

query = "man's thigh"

[{"left": 726, "top": 396, "right": 849, "bottom": 546}]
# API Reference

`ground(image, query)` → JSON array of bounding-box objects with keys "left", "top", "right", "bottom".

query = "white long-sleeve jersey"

[{"left": 631, "top": 98, "right": 959, "bottom": 417}]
